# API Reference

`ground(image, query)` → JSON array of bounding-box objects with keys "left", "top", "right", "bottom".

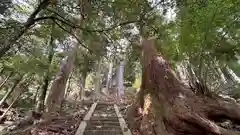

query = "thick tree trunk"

[
  {"left": 129, "top": 38, "right": 240, "bottom": 135},
  {"left": 0, "top": 75, "right": 22, "bottom": 106},
  {"left": 43, "top": 0, "right": 88, "bottom": 120},
  {"left": 0, "top": 0, "right": 50, "bottom": 58},
  {"left": 35, "top": 22, "right": 55, "bottom": 113},
  {"left": 44, "top": 56, "right": 74, "bottom": 119},
  {"left": 35, "top": 76, "right": 50, "bottom": 113}
]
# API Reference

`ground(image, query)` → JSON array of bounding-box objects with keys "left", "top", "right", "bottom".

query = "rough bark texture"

[
  {"left": 43, "top": 0, "right": 89, "bottom": 120},
  {"left": 35, "top": 76, "right": 50, "bottom": 112},
  {"left": 129, "top": 39, "right": 240, "bottom": 135},
  {"left": 44, "top": 55, "right": 74, "bottom": 119}
]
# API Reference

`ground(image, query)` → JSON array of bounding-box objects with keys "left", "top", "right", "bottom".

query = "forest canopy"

[{"left": 0, "top": 0, "right": 239, "bottom": 135}]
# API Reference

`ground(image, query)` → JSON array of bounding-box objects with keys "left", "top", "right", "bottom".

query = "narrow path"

[{"left": 75, "top": 102, "right": 132, "bottom": 135}]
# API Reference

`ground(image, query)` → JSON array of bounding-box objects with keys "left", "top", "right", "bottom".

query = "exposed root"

[{"left": 130, "top": 38, "right": 240, "bottom": 135}]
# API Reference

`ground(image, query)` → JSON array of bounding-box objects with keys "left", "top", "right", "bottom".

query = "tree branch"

[
  {"left": 34, "top": 16, "right": 140, "bottom": 33},
  {"left": 24, "top": 0, "right": 50, "bottom": 27},
  {"left": 82, "top": 20, "right": 140, "bottom": 32},
  {"left": 54, "top": 21, "right": 94, "bottom": 54}
]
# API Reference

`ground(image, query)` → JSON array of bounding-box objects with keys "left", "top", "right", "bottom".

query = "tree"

[
  {"left": 0, "top": 75, "right": 23, "bottom": 106},
  {"left": 35, "top": 21, "right": 56, "bottom": 113},
  {"left": 131, "top": 38, "right": 240, "bottom": 135},
  {"left": 0, "top": 0, "right": 51, "bottom": 58},
  {"left": 43, "top": 0, "right": 89, "bottom": 120}
]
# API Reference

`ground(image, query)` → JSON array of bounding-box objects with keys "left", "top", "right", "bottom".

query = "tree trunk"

[
  {"left": 44, "top": 53, "right": 74, "bottom": 119},
  {"left": 0, "top": 88, "right": 23, "bottom": 122},
  {"left": 117, "top": 61, "right": 125, "bottom": 98},
  {"left": 81, "top": 73, "right": 87, "bottom": 88},
  {"left": 0, "top": 71, "right": 13, "bottom": 89},
  {"left": 223, "top": 66, "right": 240, "bottom": 83},
  {"left": 79, "top": 72, "right": 87, "bottom": 100},
  {"left": 65, "top": 71, "right": 73, "bottom": 98},
  {"left": 0, "top": 67, "right": 5, "bottom": 75},
  {"left": 43, "top": 0, "right": 88, "bottom": 120},
  {"left": 94, "top": 60, "right": 102, "bottom": 96},
  {"left": 0, "top": 0, "right": 50, "bottom": 58},
  {"left": 7, "top": 75, "right": 31, "bottom": 105},
  {"left": 33, "top": 85, "right": 40, "bottom": 104},
  {"left": 105, "top": 62, "right": 113, "bottom": 95},
  {"left": 35, "top": 76, "right": 50, "bottom": 113},
  {"left": 35, "top": 21, "right": 55, "bottom": 113},
  {"left": 129, "top": 38, "right": 240, "bottom": 135},
  {"left": 0, "top": 75, "right": 22, "bottom": 106}
]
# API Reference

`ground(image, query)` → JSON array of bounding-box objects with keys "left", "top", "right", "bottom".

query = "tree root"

[{"left": 128, "top": 38, "right": 240, "bottom": 135}]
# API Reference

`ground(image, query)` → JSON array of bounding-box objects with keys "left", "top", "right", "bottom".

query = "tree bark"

[
  {"left": 0, "top": 75, "right": 22, "bottom": 106},
  {"left": 43, "top": 0, "right": 88, "bottom": 120},
  {"left": 79, "top": 73, "right": 86, "bottom": 100},
  {"left": 35, "top": 21, "right": 55, "bottom": 113},
  {"left": 35, "top": 75, "right": 50, "bottom": 113},
  {"left": 105, "top": 62, "right": 113, "bottom": 95},
  {"left": 64, "top": 71, "right": 73, "bottom": 98},
  {"left": 43, "top": 50, "right": 74, "bottom": 119},
  {"left": 0, "top": 0, "right": 50, "bottom": 58},
  {"left": 129, "top": 38, "right": 240, "bottom": 135},
  {"left": 33, "top": 85, "right": 40, "bottom": 104},
  {"left": 94, "top": 60, "right": 102, "bottom": 96},
  {"left": 223, "top": 66, "right": 240, "bottom": 83},
  {"left": 117, "top": 61, "right": 125, "bottom": 98}
]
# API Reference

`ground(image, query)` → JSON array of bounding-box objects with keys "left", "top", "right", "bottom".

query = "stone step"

[
  {"left": 94, "top": 109, "right": 115, "bottom": 112},
  {"left": 90, "top": 116, "right": 118, "bottom": 121},
  {"left": 96, "top": 103, "right": 114, "bottom": 105},
  {"left": 88, "top": 121, "right": 120, "bottom": 125},
  {"left": 84, "top": 129, "right": 122, "bottom": 135},
  {"left": 86, "top": 125, "right": 121, "bottom": 130}
]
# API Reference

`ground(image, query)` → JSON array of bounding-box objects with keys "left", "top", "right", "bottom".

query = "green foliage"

[
  {"left": 124, "top": 43, "right": 141, "bottom": 84},
  {"left": 0, "top": 0, "right": 239, "bottom": 113},
  {"left": 133, "top": 77, "right": 141, "bottom": 89},
  {"left": 179, "top": 0, "right": 240, "bottom": 61}
]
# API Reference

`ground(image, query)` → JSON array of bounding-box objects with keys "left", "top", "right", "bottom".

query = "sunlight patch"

[{"left": 178, "top": 93, "right": 185, "bottom": 99}]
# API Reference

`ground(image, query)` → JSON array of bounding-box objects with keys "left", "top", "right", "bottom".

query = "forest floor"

[
  {"left": 0, "top": 93, "right": 137, "bottom": 135},
  {"left": 0, "top": 100, "right": 91, "bottom": 135},
  {"left": 2, "top": 92, "right": 240, "bottom": 135}
]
